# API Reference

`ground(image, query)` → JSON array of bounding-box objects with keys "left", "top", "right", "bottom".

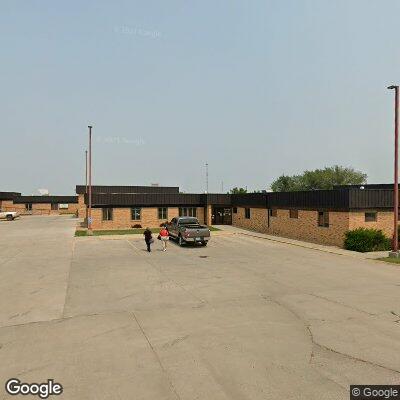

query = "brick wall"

[
  {"left": 1, "top": 201, "right": 78, "bottom": 216},
  {"left": 77, "top": 194, "right": 86, "bottom": 218},
  {"left": 206, "top": 205, "right": 212, "bottom": 226},
  {"left": 232, "top": 207, "right": 395, "bottom": 247},
  {"left": 32, "top": 203, "right": 52, "bottom": 215},
  {"left": 232, "top": 207, "right": 268, "bottom": 233},
  {"left": 168, "top": 207, "right": 179, "bottom": 221},
  {"left": 91, "top": 206, "right": 205, "bottom": 230},
  {"left": 197, "top": 207, "right": 205, "bottom": 225},
  {"left": 59, "top": 203, "right": 79, "bottom": 215},
  {"left": 4, "top": 203, "right": 26, "bottom": 213},
  {"left": 232, "top": 207, "right": 349, "bottom": 247},
  {"left": 349, "top": 211, "right": 394, "bottom": 238},
  {"left": 0, "top": 200, "right": 14, "bottom": 211},
  {"left": 268, "top": 209, "right": 349, "bottom": 247}
]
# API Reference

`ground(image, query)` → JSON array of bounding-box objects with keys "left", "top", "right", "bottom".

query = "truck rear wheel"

[{"left": 6, "top": 215, "right": 13, "bottom": 221}]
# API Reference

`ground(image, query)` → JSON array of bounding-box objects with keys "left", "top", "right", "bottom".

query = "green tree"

[
  {"left": 270, "top": 175, "right": 303, "bottom": 192},
  {"left": 229, "top": 187, "right": 248, "bottom": 194},
  {"left": 271, "top": 165, "right": 367, "bottom": 192}
]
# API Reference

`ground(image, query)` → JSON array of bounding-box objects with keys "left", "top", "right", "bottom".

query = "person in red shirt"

[{"left": 159, "top": 226, "right": 169, "bottom": 251}]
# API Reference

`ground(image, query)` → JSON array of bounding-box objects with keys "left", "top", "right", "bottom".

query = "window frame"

[
  {"left": 102, "top": 207, "right": 113, "bottom": 221},
  {"left": 245, "top": 207, "right": 251, "bottom": 219},
  {"left": 25, "top": 203, "right": 32, "bottom": 211},
  {"left": 51, "top": 203, "right": 59, "bottom": 211},
  {"left": 158, "top": 207, "right": 168, "bottom": 220},
  {"left": 131, "top": 207, "right": 141, "bottom": 221},
  {"left": 365, "top": 212, "right": 377, "bottom": 222},
  {"left": 233, "top": 207, "right": 237, "bottom": 214},
  {"left": 289, "top": 209, "right": 298, "bottom": 219},
  {"left": 318, "top": 211, "right": 329, "bottom": 227},
  {"left": 179, "top": 207, "right": 197, "bottom": 217}
]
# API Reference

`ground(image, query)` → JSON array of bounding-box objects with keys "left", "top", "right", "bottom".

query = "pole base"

[{"left": 389, "top": 251, "right": 400, "bottom": 258}]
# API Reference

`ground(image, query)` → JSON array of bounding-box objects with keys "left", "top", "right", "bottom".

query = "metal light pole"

[
  {"left": 205, "top": 163, "right": 209, "bottom": 193},
  {"left": 205, "top": 163, "right": 209, "bottom": 225},
  {"left": 388, "top": 85, "right": 399, "bottom": 254},
  {"left": 85, "top": 150, "right": 88, "bottom": 224},
  {"left": 88, "top": 126, "right": 93, "bottom": 234}
]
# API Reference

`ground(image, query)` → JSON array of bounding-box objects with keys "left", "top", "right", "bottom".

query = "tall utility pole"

[
  {"left": 205, "top": 163, "right": 209, "bottom": 193},
  {"left": 205, "top": 162, "right": 209, "bottom": 226},
  {"left": 85, "top": 150, "right": 88, "bottom": 224},
  {"left": 88, "top": 126, "right": 93, "bottom": 234},
  {"left": 221, "top": 180, "right": 224, "bottom": 193},
  {"left": 388, "top": 85, "right": 399, "bottom": 254}
]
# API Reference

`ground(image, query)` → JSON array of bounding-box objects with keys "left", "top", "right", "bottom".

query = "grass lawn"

[
  {"left": 377, "top": 257, "right": 400, "bottom": 264},
  {"left": 75, "top": 226, "right": 221, "bottom": 237}
]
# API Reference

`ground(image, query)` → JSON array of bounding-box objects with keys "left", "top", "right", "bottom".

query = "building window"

[
  {"left": 131, "top": 208, "right": 141, "bottom": 221},
  {"left": 233, "top": 207, "right": 237, "bottom": 214},
  {"left": 270, "top": 209, "right": 277, "bottom": 217},
  {"left": 25, "top": 203, "right": 32, "bottom": 211},
  {"left": 318, "top": 211, "right": 329, "bottom": 227},
  {"left": 102, "top": 208, "right": 113, "bottom": 221},
  {"left": 51, "top": 203, "right": 58, "bottom": 211},
  {"left": 245, "top": 208, "right": 251, "bottom": 219},
  {"left": 289, "top": 209, "right": 298, "bottom": 219},
  {"left": 179, "top": 207, "right": 197, "bottom": 217},
  {"left": 158, "top": 207, "right": 167, "bottom": 220},
  {"left": 365, "top": 212, "right": 377, "bottom": 222}
]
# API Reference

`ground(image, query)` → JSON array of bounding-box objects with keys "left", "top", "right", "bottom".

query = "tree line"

[{"left": 229, "top": 165, "right": 367, "bottom": 193}]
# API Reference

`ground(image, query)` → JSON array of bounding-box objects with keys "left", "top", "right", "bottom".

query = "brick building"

[
  {"left": 75, "top": 185, "right": 181, "bottom": 219},
  {"left": 232, "top": 189, "right": 396, "bottom": 247},
  {"left": 3, "top": 184, "right": 396, "bottom": 248},
  {"left": 78, "top": 185, "right": 399, "bottom": 248},
  {"left": 0, "top": 192, "right": 21, "bottom": 211},
  {"left": 1, "top": 194, "right": 78, "bottom": 215}
]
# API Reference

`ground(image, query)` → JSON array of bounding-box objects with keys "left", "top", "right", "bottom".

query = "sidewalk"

[{"left": 212, "top": 225, "right": 389, "bottom": 260}]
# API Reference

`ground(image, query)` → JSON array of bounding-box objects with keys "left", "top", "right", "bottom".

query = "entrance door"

[{"left": 212, "top": 207, "right": 232, "bottom": 225}]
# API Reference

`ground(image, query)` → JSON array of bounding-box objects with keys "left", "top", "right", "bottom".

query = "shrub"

[
  {"left": 132, "top": 224, "right": 142, "bottom": 228},
  {"left": 344, "top": 228, "right": 391, "bottom": 252}
]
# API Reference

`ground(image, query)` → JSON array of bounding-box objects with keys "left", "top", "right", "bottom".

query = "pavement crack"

[
  {"left": 61, "top": 238, "right": 76, "bottom": 318},
  {"left": 130, "top": 311, "right": 181, "bottom": 400},
  {"left": 262, "top": 295, "right": 315, "bottom": 364},
  {"left": 262, "top": 295, "right": 400, "bottom": 376},
  {"left": 313, "top": 342, "right": 400, "bottom": 375},
  {"left": 81, "top": 324, "right": 132, "bottom": 343},
  {"left": 308, "top": 293, "right": 376, "bottom": 317}
]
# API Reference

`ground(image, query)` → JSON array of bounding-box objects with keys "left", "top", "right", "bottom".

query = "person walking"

[
  {"left": 143, "top": 227, "right": 153, "bottom": 252},
  {"left": 159, "top": 226, "right": 169, "bottom": 251}
]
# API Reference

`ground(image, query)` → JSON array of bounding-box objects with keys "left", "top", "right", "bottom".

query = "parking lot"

[{"left": 1, "top": 216, "right": 400, "bottom": 399}]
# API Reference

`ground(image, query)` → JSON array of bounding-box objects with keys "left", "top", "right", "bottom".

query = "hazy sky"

[{"left": 1, "top": 0, "right": 400, "bottom": 195}]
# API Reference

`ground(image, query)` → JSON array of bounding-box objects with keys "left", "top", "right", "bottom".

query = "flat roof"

[
  {"left": 14, "top": 196, "right": 78, "bottom": 204},
  {"left": 76, "top": 185, "right": 180, "bottom": 195},
  {"left": 85, "top": 189, "right": 399, "bottom": 211},
  {"left": 0, "top": 191, "right": 21, "bottom": 200}
]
